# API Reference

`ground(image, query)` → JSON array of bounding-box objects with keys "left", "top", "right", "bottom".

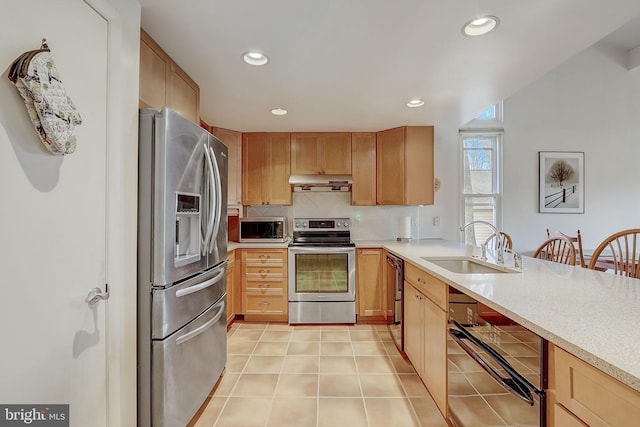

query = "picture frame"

[{"left": 539, "top": 151, "right": 584, "bottom": 213}]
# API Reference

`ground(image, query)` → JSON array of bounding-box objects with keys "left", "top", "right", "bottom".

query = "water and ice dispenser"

[{"left": 175, "top": 192, "right": 201, "bottom": 267}]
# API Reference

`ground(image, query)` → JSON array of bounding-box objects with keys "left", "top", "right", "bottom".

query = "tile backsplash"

[{"left": 246, "top": 192, "right": 442, "bottom": 240}]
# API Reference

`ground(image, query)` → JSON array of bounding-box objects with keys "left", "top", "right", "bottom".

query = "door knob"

[{"left": 86, "top": 285, "right": 109, "bottom": 306}]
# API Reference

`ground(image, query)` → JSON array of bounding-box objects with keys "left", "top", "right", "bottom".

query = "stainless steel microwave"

[{"left": 239, "top": 217, "right": 287, "bottom": 242}]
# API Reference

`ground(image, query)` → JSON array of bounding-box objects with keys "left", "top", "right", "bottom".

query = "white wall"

[{"left": 502, "top": 43, "right": 640, "bottom": 254}]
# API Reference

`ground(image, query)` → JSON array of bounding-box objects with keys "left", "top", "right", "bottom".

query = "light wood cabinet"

[
  {"left": 351, "top": 133, "right": 376, "bottom": 206},
  {"left": 240, "top": 248, "right": 288, "bottom": 322},
  {"left": 212, "top": 127, "right": 242, "bottom": 206},
  {"left": 291, "top": 132, "right": 351, "bottom": 175},
  {"left": 139, "top": 29, "right": 200, "bottom": 123},
  {"left": 376, "top": 126, "right": 434, "bottom": 205},
  {"left": 356, "top": 248, "right": 385, "bottom": 321},
  {"left": 242, "top": 133, "right": 291, "bottom": 206},
  {"left": 403, "top": 262, "right": 448, "bottom": 417},
  {"left": 548, "top": 343, "right": 640, "bottom": 427}
]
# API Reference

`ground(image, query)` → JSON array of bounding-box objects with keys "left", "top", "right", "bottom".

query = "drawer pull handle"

[
  {"left": 258, "top": 301, "right": 271, "bottom": 305},
  {"left": 259, "top": 283, "right": 270, "bottom": 288},
  {"left": 259, "top": 254, "right": 270, "bottom": 262}
]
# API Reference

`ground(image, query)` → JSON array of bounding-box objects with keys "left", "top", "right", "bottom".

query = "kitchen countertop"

[{"left": 379, "top": 238, "right": 640, "bottom": 393}]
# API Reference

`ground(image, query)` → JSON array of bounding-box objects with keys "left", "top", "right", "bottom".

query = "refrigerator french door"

[{"left": 138, "top": 108, "right": 228, "bottom": 427}]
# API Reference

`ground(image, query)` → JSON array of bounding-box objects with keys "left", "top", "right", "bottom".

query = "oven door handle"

[
  {"left": 449, "top": 327, "right": 535, "bottom": 405},
  {"left": 289, "top": 246, "right": 354, "bottom": 253}
]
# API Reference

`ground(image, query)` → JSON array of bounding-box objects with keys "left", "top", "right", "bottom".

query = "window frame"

[{"left": 459, "top": 130, "right": 504, "bottom": 244}]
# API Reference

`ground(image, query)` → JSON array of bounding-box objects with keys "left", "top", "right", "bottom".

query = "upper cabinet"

[
  {"left": 350, "top": 132, "right": 376, "bottom": 206},
  {"left": 291, "top": 133, "right": 351, "bottom": 175},
  {"left": 139, "top": 29, "right": 200, "bottom": 124},
  {"left": 377, "top": 126, "right": 434, "bottom": 205},
  {"left": 242, "top": 133, "right": 292, "bottom": 206},
  {"left": 211, "top": 127, "right": 242, "bottom": 206}
]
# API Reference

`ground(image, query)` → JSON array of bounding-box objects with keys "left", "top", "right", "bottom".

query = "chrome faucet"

[{"left": 460, "top": 220, "right": 505, "bottom": 264}]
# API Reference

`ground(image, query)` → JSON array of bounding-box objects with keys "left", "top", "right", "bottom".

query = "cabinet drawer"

[
  {"left": 405, "top": 262, "right": 447, "bottom": 310},
  {"left": 241, "top": 249, "right": 287, "bottom": 266},
  {"left": 243, "top": 291, "right": 287, "bottom": 314},
  {"left": 553, "top": 403, "right": 588, "bottom": 427},
  {"left": 243, "top": 264, "right": 287, "bottom": 279},
  {"left": 243, "top": 277, "right": 288, "bottom": 292},
  {"left": 554, "top": 345, "right": 640, "bottom": 427}
]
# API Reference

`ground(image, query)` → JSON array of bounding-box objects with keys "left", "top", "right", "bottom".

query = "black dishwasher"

[{"left": 386, "top": 252, "right": 404, "bottom": 352}]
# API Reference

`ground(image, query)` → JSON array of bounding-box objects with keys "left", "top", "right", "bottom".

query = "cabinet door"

[
  {"left": 377, "top": 127, "right": 406, "bottom": 205},
  {"left": 403, "top": 282, "right": 425, "bottom": 377},
  {"left": 321, "top": 133, "right": 352, "bottom": 174},
  {"left": 242, "top": 133, "right": 266, "bottom": 205},
  {"left": 356, "top": 248, "right": 384, "bottom": 319},
  {"left": 213, "top": 128, "right": 242, "bottom": 206},
  {"left": 264, "top": 133, "right": 292, "bottom": 205},
  {"left": 139, "top": 30, "right": 168, "bottom": 110},
  {"left": 291, "top": 133, "right": 321, "bottom": 175},
  {"left": 405, "top": 126, "right": 434, "bottom": 205},
  {"left": 351, "top": 133, "right": 376, "bottom": 206},
  {"left": 424, "top": 297, "right": 447, "bottom": 416},
  {"left": 167, "top": 62, "right": 200, "bottom": 123}
]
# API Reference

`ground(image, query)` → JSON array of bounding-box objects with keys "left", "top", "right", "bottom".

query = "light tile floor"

[{"left": 192, "top": 323, "right": 449, "bottom": 427}]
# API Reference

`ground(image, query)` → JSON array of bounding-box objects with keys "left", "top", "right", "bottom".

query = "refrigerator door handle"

[
  {"left": 208, "top": 145, "right": 222, "bottom": 254},
  {"left": 176, "top": 299, "right": 225, "bottom": 345},
  {"left": 175, "top": 267, "right": 225, "bottom": 298},
  {"left": 202, "top": 145, "right": 216, "bottom": 252}
]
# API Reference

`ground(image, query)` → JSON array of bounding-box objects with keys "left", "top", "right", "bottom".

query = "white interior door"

[{"left": 0, "top": 1, "right": 110, "bottom": 426}]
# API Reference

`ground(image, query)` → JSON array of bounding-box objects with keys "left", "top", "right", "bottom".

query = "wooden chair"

[
  {"left": 484, "top": 231, "right": 513, "bottom": 252},
  {"left": 587, "top": 229, "right": 640, "bottom": 278},
  {"left": 533, "top": 235, "right": 577, "bottom": 265},
  {"left": 546, "top": 228, "right": 586, "bottom": 267}
]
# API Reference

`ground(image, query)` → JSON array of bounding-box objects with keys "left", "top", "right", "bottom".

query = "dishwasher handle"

[{"left": 449, "top": 326, "right": 536, "bottom": 406}]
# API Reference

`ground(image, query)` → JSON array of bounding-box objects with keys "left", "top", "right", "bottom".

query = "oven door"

[{"left": 288, "top": 246, "right": 356, "bottom": 302}]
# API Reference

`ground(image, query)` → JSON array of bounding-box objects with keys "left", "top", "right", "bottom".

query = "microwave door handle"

[
  {"left": 175, "top": 299, "right": 225, "bottom": 345},
  {"left": 202, "top": 146, "right": 215, "bottom": 253},
  {"left": 449, "top": 328, "right": 535, "bottom": 405},
  {"left": 208, "top": 145, "right": 222, "bottom": 254}
]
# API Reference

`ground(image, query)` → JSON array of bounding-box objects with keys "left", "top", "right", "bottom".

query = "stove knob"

[
  {"left": 336, "top": 221, "right": 342, "bottom": 227},
  {"left": 302, "top": 222, "right": 307, "bottom": 228},
  {"left": 343, "top": 221, "right": 349, "bottom": 228},
  {"left": 295, "top": 222, "right": 300, "bottom": 228}
]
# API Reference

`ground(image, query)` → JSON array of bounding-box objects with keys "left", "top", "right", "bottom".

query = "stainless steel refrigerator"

[{"left": 137, "top": 108, "right": 228, "bottom": 427}]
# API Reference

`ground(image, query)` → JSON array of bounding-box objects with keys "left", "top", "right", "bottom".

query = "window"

[{"left": 460, "top": 104, "right": 503, "bottom": 246}]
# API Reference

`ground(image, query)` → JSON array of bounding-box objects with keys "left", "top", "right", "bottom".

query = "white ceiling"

[{"left": 140, "top": 1, "right": 640, "bottom": 133}]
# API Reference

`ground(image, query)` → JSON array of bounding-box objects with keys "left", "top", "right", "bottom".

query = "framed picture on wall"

[{"left": 539, "top": 151, "right": 584, "bottom": 213}]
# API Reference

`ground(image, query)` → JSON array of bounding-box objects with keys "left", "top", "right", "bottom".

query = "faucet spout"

[{"left": 460, "top": 220, "right": 505, "bottom": 264}]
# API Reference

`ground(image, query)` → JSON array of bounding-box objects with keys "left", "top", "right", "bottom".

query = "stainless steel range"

[{"left": 288, "top": 218, "right": 356, "bottom": 324}]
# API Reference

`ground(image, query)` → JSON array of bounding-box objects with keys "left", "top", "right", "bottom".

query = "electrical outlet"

[{"left": 433, "top": 216, "right": 440, "bottom": 226}]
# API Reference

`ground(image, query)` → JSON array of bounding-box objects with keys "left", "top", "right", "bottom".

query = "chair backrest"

[
  {"left": 533, "top": 235, "right": 577, "bottom": 265},
  {"left": 484, "top": 231, "right": 513, "bottom": 251},
  {"left": 587, "top": 229, "right": 640, "bottom": 278},
  {"left": 546, "top": 228, "right": 586, "bottom": 267}
]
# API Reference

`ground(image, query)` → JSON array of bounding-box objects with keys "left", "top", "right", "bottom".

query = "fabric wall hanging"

[{"left": 8, "top": 39, "right": 82, "bottom": 155}]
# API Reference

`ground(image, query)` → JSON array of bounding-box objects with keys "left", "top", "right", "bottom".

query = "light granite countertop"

[{"left": 378, "top": 238, "right": 640, "bottom": 393}]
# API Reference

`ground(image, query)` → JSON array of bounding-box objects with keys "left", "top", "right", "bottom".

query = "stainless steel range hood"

[{"left": 289, "top": 174, "right": 352, "bottom": 192}]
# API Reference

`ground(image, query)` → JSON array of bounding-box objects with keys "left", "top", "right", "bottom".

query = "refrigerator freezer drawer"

[
  {"left": 151, "top": 295, "right": 227, "bottom": 427},
  {"left": 152, "top": 263, "right": 226, "bottom": 339}
]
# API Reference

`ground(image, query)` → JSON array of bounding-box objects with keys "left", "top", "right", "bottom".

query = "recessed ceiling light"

[
  {"left": 462, "top": 15, "right": 499, "bottom": 36},
  {"left": 406, "top": 99, "right": 425, "bottom": 108},
  {"left": 271, "top": 108, "right": 287, "bottom": 116},
  {"left": 242, "top": 51, "right": 268, "bottom": 66}
]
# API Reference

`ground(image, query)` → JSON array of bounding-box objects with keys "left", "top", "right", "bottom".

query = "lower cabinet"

[
  {"left": 403, "top": 262, "right": 448, "bottom": 417},
  {"left": 356, "top": 248, "right": 385, "bottom": 321},
  {"left": 240, "top": 248, "right": 288, "bottom": 322},
  {"left": 548, "top": 343, "right": 640, "bottom": 427}
]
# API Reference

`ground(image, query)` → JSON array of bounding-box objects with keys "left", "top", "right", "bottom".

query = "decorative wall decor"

[
  {"left": 539, "top": 151, "right": 584, "bottom": 213},
  {"left": 7, "top": 39, "right": 82, "bottom": 155}
]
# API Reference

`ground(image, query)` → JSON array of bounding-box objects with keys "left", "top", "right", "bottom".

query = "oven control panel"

[{"left": 292, "top": 218, "right": 351, "bottom": 232}]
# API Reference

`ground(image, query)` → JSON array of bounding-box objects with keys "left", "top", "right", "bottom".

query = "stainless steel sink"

[{"left": 421, "top": 257, "right": 520, "bottom": 274}]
